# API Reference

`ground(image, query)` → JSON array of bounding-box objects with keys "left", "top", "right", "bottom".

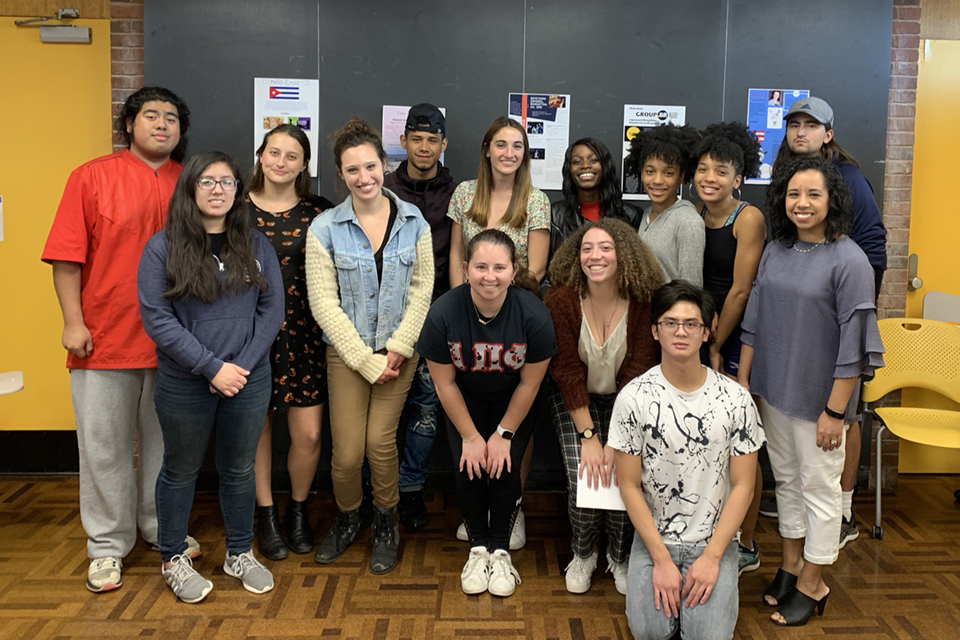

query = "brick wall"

[{"left": 110, "top": 0, "right": 144, "bottom": 152}]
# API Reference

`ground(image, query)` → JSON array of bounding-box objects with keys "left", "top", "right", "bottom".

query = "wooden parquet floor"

[{"left": 1, "top": 476, "right": 959, "bottom": 640}]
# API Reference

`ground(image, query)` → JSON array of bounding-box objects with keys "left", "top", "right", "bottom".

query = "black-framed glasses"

[
  {"left": 196, "top": 178, "right": 239, "bottom": 191},
  {"left": 657, "top": 320, "right": 706, "bottom": 333}
]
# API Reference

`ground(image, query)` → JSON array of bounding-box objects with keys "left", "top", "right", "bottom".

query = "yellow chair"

[{"left": 862, "top": 318, "right": 960, "bottom": 539}]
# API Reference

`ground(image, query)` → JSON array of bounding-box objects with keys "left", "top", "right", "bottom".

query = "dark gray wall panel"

[
  {"left": 726, "top": 0, "right": 893, "bottom": 206},
  {"left": 317, "top": 0, "right": 524, "bottom": 198},
  {"left": 144, "top": 1, "right": 320, "bottom": 183}
]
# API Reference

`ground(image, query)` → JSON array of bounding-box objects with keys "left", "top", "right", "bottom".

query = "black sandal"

[
  {"left": 763, "top": 568, "right": 798, "bottom": 607},
  {"left": 771, "top": 588, "right": 829, "bottom": 626}
]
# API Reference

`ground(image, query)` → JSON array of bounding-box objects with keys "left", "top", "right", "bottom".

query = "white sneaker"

[
  {"left": 606, "top": 552, "right": 628, "bottom": 595},
  {"left": 564, "top": 549, "right": 598, "bottom": 594},
  {"left": 461, "top": 546, "right": 491, "bottom": 595},
  {"left": 162, "top": 555, "right": 212, "bottom": 604},
  {"left": 488, "top": 549, "right": 521, "bottom": 597},
  {"left": 509, "top": 509, "right": 526, "bottom": 551},
  {"left": 456, "top": 521, "right": 469, "bottom": 542},
  {"left": 87, "top": 556, "right": 122, "bottom": 593}
]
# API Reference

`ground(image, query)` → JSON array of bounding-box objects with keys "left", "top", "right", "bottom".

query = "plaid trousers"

[{"left": 548, "top": 382, "right": 633, "bottom": 563}]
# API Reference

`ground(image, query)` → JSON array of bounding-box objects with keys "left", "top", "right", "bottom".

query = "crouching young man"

[{"left": 609, "top": 281, "right": 764, "bottom": 640}]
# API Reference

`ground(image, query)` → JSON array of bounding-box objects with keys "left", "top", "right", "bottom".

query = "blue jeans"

[
  {"left": 398, "top": 357, "right": 439, "bottom": 491},
  {"left": 154, "top": 364, "right": 271, "bottom": 561},
  {"left": 626, "top": 535, "right": 739, "bottom": 640}
]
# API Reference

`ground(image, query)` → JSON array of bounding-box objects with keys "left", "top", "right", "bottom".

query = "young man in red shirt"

[{"left": 42, "top": 87, "right": 195, "bottom": 593}]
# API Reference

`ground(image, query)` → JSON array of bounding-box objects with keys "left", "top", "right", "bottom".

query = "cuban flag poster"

[{"left": 254, "top": 78, "right": 320, "bottom": 174}]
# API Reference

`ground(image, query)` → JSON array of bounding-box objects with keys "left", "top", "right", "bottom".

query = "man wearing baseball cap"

[
  {"left": 383, "top": 103, "right": 457, "bottom": 530},
  {"left": 769, "top": 97, "right": 887, "bottom": 549}
]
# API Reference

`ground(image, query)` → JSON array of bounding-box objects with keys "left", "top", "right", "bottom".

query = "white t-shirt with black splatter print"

[{"left": 609, "top": 365, "right": 764, "bottom": 546}]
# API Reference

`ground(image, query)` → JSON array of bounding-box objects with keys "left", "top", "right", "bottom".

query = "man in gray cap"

[
  {"left": 765, "top": 97, "right": 887, "bottom": 549},
  {"left": 382, "top": 103, "right": 457, "bottom": 530}
]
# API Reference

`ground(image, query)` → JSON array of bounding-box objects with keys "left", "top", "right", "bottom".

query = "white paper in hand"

[{"left": 575, "top": 470, "right": 626, "bottom": 511}]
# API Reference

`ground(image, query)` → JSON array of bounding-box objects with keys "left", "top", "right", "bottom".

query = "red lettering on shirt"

[{"left": 448, "top": 341, "right": 465, "bottom": 371}]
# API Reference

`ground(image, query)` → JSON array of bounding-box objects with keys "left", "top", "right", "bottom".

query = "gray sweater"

[
  {"left": 741, "top": 237, "right": 884, "bottom": 423},
  {"left": 638, "top": 199, "right": 705, "bottom": 286}
]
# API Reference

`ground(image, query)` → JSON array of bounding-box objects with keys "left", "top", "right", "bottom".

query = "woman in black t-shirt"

[{"left": 418, "top": 230, "right": 556, "bottom": 598}]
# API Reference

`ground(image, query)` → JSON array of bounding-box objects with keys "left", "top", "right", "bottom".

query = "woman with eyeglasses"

[
  {"left": 543, "top": 218, "right": 662, "bottom": 595},
  {"left": 245, "top": 125, "right": 334, "bottom": 562},
  {"left": 138, "top": 151, "right": 284, "bottom": 603},
  {"left": 739, "top": 156, "right": 883, "bottom": 626}
]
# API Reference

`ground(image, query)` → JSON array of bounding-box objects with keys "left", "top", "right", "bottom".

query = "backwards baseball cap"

[
  {"left": 785, "top": 97, "right": 834, "bottom": 127},
  {"left": 405, "top": 103, "right": 445, "bottom": 136}
]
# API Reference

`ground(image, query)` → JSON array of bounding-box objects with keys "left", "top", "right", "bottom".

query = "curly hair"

[
  {"left": 625, "top": 123, "right": 701, "bottom": 183},
  {"left": 765, "top": 155, "right": 852, "bottom": 246},
  {"left": 558, "top": 138, "right": 630, "bottom": 237},
  {"left": 696, "top": 122, "right": 761, "bottom": 179},
  {"left": 115, "top": 86, "right": 191, "bottom": 163},
  {"left": 548, "top": 218, "right": 664, "bottom": 301}
]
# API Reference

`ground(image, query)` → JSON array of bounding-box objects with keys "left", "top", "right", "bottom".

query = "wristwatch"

[
  {"left": 579, "top": 428, "right": 595, "bottom": 440},
  {"left": 496, "top": 425, "right": 515, "bottom": 441},
  {"left": 824, "top": 405, "right": 845, "bottom": 420}
]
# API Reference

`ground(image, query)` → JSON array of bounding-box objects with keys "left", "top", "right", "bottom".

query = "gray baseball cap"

[{"left": 785, "top": 97, "right": 834, "bottom": 127}]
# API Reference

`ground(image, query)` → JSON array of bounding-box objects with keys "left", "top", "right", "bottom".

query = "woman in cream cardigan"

[{"left": 306, "top": 118, "right": 433, "bottom": 575}]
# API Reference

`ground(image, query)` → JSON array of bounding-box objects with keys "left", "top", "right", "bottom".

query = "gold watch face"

[{"left": 582, "top": 429, "right": 594, "bottom": 439}]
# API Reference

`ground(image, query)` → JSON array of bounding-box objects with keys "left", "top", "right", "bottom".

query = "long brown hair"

[
  {"left": 164, "top": 151, "right": 268, "bottom": 302},
  {"left": 548, "top": 218, "right": 664, "bottom": 301},
  {"left": 464, "top": 229, "right": 539, "bottom": 294},
  {"left": 247, "top": 124, "right": 312, "bottom": 198},
  {"left": 465, "top": 117, "right": 533, "bottom": 230}
]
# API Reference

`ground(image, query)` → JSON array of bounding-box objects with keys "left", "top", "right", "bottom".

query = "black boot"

[
  {"left": 314, "top": 508, "right": 360, "bottom": 564},
  {"left": 398, "top": 490, "right": 430, "bottom": 529},
  {"left": 255, "top": 504, "right": 288, "bottom": 561},
  {"left": 358, "top": 480, "right": 374, "bottom": 529},
  {"left": 369, "top": 504, "right": 400, "bottom": 575},
  {"left": 284, "top": 498, "right": 315, "bottom": 554}
]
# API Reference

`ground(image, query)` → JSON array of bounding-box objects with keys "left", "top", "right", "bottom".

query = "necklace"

[
  {"left": 793, "top": 239, "right": 826, "bottom": 253},
  {"left": 473, "top": 300, "right": 504, "bottom": 326},
  {"left": 588, "top": 297, "right": 620, "bottom": 344}
]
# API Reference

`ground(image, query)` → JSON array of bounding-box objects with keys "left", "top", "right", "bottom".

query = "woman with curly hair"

[
  {"left": 550, "top": 138, "right": 641, "bottom": 256},
  {"left": 543, "top": 218, "right": 663, "bottom": 595},
  {"left": 739, "top": 156, "right": 883, "bottom": 626},
  {"left": 693, "top": 122, "right": 766, "bottom": 578},
  {"left": 626, "top": 124, "right": 704, "bottom": 285}
]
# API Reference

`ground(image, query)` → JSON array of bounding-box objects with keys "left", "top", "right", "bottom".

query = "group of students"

[{"left": 43, "top": 86, "right": 885, "bottom": 637}]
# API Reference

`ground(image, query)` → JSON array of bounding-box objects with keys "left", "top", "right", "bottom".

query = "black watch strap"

[{"left": 824, "top": 405, "right": 845, "bottom": 420}]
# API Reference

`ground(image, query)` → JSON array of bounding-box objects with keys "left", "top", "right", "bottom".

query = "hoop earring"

[
  {"left": 687, "top": 183, "right": 698, "bottom": 200},
  {"left": 733, "top": 187, "right": 742, "bottom": 201}
]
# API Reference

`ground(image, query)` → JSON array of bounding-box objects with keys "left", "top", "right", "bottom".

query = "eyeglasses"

[
  {"left": 657, "top": 320, "right": 706, "bottom": 333},
  {"left": 196, "top": 178, "right": 239, "bottom": 191}
]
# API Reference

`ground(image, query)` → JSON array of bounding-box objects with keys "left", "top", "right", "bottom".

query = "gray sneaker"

[
  {"left": 162, "top": 555, "right": 212, "bottom": 604},
  {"left": 839, "top": 509, "right": 859, "bottom": 549},
  {"left": 224, "top": 550, "right": 274, "bottom": 594}
]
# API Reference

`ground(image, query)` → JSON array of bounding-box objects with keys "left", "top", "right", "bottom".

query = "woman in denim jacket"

[{"left": 305, "top": 118, "right": 433, "bottom": 575}]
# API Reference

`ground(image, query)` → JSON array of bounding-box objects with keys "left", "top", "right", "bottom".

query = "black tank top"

[{"left": 701, "top": 202, "right": 748, "bottom": 312}]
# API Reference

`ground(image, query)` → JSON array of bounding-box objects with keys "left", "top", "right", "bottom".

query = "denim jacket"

[{"left": 308, "top": 188, "right": 430, "bottom": 353}]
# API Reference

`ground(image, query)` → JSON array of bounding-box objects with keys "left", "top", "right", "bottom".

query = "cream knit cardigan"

[{"left": 305, "top": 229, "right": 433, "bottom": 384}]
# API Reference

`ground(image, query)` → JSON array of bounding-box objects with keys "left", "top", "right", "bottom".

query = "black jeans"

[{"left": 445, "top": 390, "right": 537, "bottom": 552}]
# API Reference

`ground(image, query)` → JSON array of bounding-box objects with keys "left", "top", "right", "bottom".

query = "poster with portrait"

[
  {"left": 744, "top": 88, "right": 810, "bottom": 184},
  {"left": 621, "top": 105, "right": 686, "bottom": 201},
  {"left": 508, "top": 93, "right": 571, "bottom": 191},
  {"left": 253, "top": 78, "right": 320, "bottom": 175},
  {"left": 381, "top": 105, "right": 447, "bottom": 174}
]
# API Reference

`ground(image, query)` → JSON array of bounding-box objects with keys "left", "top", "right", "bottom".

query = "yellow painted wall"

[{"left": 0, "top": 17, "right": 112, "bottom": 430}]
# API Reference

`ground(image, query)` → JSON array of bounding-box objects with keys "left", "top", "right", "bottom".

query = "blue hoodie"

[
  {"left": 835, "top": 160, "right": 887, "bottom": 271},
  {"left": 137, "top": 230, "right": 284, "bottom": 381}
]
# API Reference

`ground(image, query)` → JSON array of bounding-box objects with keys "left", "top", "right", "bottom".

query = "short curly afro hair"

[
  {"left": 626, "top": 123, "right": 701, "bottom": 184},
  {"left": 696, "top": 122, "right": 761, "bottom": 180}
]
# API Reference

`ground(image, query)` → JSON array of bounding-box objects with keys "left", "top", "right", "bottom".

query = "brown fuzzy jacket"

[{"left": 543, "top": 283, "right": 659, "bottom": 412}]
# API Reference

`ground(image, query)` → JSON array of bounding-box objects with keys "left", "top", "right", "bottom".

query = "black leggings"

[{"left": 446, "top": 391, "right": 537, "bottom": 552}]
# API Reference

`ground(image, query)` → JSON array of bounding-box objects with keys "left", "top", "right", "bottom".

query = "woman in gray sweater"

[{"left": 626, "top": 124, "right": 705, "bottom": 285}]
